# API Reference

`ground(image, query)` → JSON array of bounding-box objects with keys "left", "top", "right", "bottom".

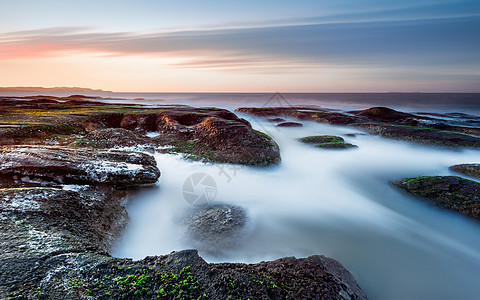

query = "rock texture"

[
  {"left": 183, "top": 205, "right": 247, "bottom": 253},
  {"left": 0, "top": 97, "right": 280, "bottom": 166},
  {"left": 449, "top": 163, "right": 480, "bottom": 179},
  {"left": 236, "top": 106, "right": 480, "bottom": 148},
  {"left": 0, "top": 186, "right": 367, "bottom": 299},
  {"left": 391, "top": 176, "right": 480, "bottom": 220},
  {"left": 0, "top": 96, "right": 367, "bottom": 299},
  {"left": 276, "top": 122, "right": 303, "bottom": 127},
  {"left": 300, "top": 136, "right": 358, "bottom": 149},
  {"left": 0, "top": 146, "right": 160, "bottom": 186}
]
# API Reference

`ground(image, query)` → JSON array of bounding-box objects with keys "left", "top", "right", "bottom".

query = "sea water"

[{"left": 113, "top": 114, "right": 480, "bottom": 300}]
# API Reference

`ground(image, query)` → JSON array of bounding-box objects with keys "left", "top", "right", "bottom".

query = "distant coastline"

[{"left": 0, "top": 86, "right": 112, "bottom": 93}]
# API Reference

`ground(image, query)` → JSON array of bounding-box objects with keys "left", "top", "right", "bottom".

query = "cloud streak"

[{"left": 1, "top": 15, "right": 479, "bottom": 74}]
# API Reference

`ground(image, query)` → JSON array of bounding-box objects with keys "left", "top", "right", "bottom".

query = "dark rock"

[
  {"left": 391, "top": 176, "right": 480, "bottom": 219},
  {"left": 355, "top": 124, "right": 480, "bottom": 148},
  {"left": 277, "top": 122, "right": 303, "bottom": 127},
  {"left": 154, "top": 108, "right": 281, "bottom": 165},
  {"left": 268, "top": 117, "right": 286, "bottom": 122},
  {"left": 350, "top": 107, "right": 417, "bottom": 124},
  {"left": 79, "top": 128, "right": 153, "bottom": 149},
  {"left": 0, "top": 186, "right": 367, "bottom": 299},
  {"left": 183, "top": 205, "right": 247, "bottom": 253},
  {"left": 0, "top": 98, "right": 280, "bottom": 166},
  {"left": 300, "top": 135, "right": 358, "bottom": 150},
  {"left": 0, "top": 187, "right": 128, "bottom": 297},
  {"left": 450, "top": 163, "right": 480, "bottom": 179},
  {"left": 236, "top": 107, "right": 358, "bottom": 125},
  {"left": 0, "top": 145, "right": 160, "bottom": 186}
]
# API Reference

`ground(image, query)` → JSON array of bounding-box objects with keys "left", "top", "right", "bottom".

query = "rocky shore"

[
  {"left": 0, "top": 96, "right": 366, "bottom": 299},
  {"left": 236, "top": 106, "right": 480, "bottom": 148}
]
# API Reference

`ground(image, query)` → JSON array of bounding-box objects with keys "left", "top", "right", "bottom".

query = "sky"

[{"left": 0, "top": 0, "right": 479, "bottom": 92}]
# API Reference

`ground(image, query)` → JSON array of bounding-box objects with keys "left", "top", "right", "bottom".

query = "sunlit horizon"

[{"left": 1, "top": 0, "right": 479, "bottom": 92}]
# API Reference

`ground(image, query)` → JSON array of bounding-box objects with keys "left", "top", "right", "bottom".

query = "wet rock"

[
  {"left": 268, "top": 117, "right": 286, "bottom": 122},
  {"left": 355, "top": 124, "right": 480, "bottom": 148},
  {"left": 238, "top": 106, "right": 480, "bottom": 148},
  {"left": 78, "top": 128, "right": 153, "bottom": 149},
  {"left": 350, "top": 106, "right": 417, "bottom": 124},
  {"left": 236, "top": 107, "right": 359, "bottom": 125},
  {"left": 0, "top": 186, "right": 367, "bottom": 299},
  {"left": 449, "top": 163, "right": 480, "bottom": 179},
  {"left": 0, "top": 145, "right": 160, "bottom": 186},
  {"left": 277, "top": 121, "right": 303, "bottom": 127},
  {"left": 0, "top": 98, "right": 280, "bottom": 166},
  {"left": 183, "top": 205, "right": 247, "bottom": 252},
  {"left": 154, "top": 108, "right": 281, "bottom": 165},
  {"left": 217, "top": 254, "right": 368, "bottom": 300},
  {"left": 0, "top": 187, "right": 128, "bottom": 297},
  {"left": 300, "top": 135, "right": 358, "bottom": 149},
  {"left": 391, "top": 176, "right": 480, "bottom": 220}
]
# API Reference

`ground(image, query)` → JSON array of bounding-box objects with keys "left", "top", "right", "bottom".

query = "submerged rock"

[
  {"left": 277, "top": 121, "right": 303, "bottom": 127},
  {"left": 0, "top": 145, "right": 160, "bottom": 186},
  {"left": 300, "top": 135, "right": 358, "bottom": 149},
  {"left": 391, "top": 176, "right": 480, "bottom": 220},
  {"left": 183, "top": 205, "right": 247, "bottom": 252},
  {"left": 449, "top": 163, "right": 480, "bottom": 179}
]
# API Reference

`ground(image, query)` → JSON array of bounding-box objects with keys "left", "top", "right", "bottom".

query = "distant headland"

[{"left": 0, "top": 86, "right": 112, "bottom": 93}]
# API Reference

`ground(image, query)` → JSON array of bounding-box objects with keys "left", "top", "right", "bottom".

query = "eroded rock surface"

[
  {"left": 0, "top": 97, "right": 280, "bottom": 166},
  {"left": 183, "top": 205, "right": 247, "bottom": 253},
  {"left": 299, "top": 135, "right": 358, "bottom": 149},
  {"left": 449, "top": 163, "right": 480, "bottom": 179},
  {"left": 237, "top": 106, "right": 480, "bottom": 148},
  {"left": 391, "top": 176, "right": 480, "bottom": 220},
  {"left": 0, "top": 146, "right": 160, "bottom": 186}
]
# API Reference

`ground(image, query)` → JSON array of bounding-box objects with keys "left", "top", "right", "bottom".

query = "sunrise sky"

[{"left": 1, "top": 0, "right": 479, "bottom": 92}]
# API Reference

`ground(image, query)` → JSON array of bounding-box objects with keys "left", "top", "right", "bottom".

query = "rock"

[
  {"left": 217, "top": 254, "right": 368, "bottom": 300},
  {"left": 237, "top": 106, "right": 480, "bottom": 148},
  {"left": 355, "top": 124, "right": 480, "bottom": 148},
  {"left": 268, "top": 117, "right": 286, "bottom": 122},
  {"left": 391, "top": 176, "right": 480, "bottom": 219},
  {"left": 0, "top": 187, "right": 128, "bottom": 297},
  {"left": 0, "top": 186, "right": 367, "bottom": 299},
  {"left": 300, "top": 135, "right": 358, "bottom": 149},
  {"left": 277, "top": 122, "right": 303, "bottom": 127},
  {"left": 78, "top": 128, "right": 153, "bottom": 149},
  {"left": 0, "top": 98, "right": 281, "bottom": 166},
  {"left": 236, "top": 107, "right": 359, "bottom": 125},
  {"left": 183, "top": 205, "right": 247, "bottom": 253},
  {"left": 154, "top": 108, "right": 281, "bottom": 165},
  {"left": 449, "top": 163, "right": 480, "bottom": 179},
  {"left": 0, "top": 145, "right": 160, "bottom": 186},
  {"left": 350, "top": 107, "right": 417, "bottom": 124}
]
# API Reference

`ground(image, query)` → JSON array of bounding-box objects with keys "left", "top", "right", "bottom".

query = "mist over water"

[{"left": 113, "top": 115, "right": 480, "bottom": 300}]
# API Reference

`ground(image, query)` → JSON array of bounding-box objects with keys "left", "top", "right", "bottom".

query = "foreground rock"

[
  {"left": 236, "top": 106, "right": 480, "bottom": 149},
  {"left": 0, "top": 187, "right": 367, "bottom": 299},
  {"left": 183, "top": 205, "right": 247, "bottom": 253},
  {"left": 449, "top": 163, "right": 480, "bottom": 179},
  {"left": 0, "top": 97, "right": 280, "bottom": 166},
  {"left": 0, "top": 145, "right": 160, "bottom": 186},
  {"left": 300, "top": 136, "right": 358, "bottom": 149},
  {"left": 391, "top": 176, "right": 480, "bottom": 220}
]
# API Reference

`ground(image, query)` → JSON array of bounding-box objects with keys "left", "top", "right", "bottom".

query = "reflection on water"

[{"left": 113, "top": 118, "right": 480, "bottom": 300}]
